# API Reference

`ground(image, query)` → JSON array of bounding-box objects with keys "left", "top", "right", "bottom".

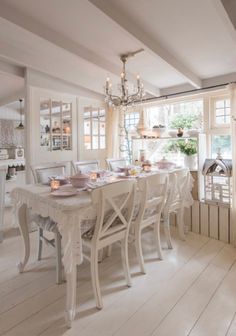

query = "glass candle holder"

[
  {"left": 143, "top": 165, "right": 151, "bottom": 172},
  {"left": 50, "top": 180, "right": 60, "bottom": 191},
  {"left": 90, "top": 172, "right": 97, "bottom": 182}
]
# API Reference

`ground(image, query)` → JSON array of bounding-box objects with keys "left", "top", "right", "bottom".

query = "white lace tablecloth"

[{"left": 11, "top": 184, "right": 92, "bottom": 273}]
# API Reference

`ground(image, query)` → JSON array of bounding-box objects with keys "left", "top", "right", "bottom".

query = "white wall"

[{"left": 24, "top": 69, "right": 105, "bottom": 181}]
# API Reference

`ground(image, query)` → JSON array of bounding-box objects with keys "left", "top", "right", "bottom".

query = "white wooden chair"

[
  {"left": 0, "top": 166, "right": 7, "bottom": 242},
  {"left": 72, "top": 160, "right": 99, "bottom": 174},
  {"left": 106, "top": 158, "right": 127, "bottom": 171},
  {"left": 162, "top": 168, "right": 191, "bottom": 249},
  {"left": 31, "top": 162, "right": 69, "bottom": 284},
  {"left": 131, "top": 172, "right": 169, "bottom": 274},
  {"left": 82, "top": 179, "right": 136, "bottom": 309}
]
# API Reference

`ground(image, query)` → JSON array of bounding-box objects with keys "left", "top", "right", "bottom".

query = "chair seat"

[{"left": 31, "top": 214, "right": 57, "bottom": 232}]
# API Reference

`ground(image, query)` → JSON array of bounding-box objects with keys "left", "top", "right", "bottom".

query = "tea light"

[
  {"left": 143, "top": 164, "right": 151, "bottom": 172},
  {"left": 90, "top": 172, "right": 97, "bottom": 182},
  {"left": 50, "top": 179, "right": 60, "bottom": 191}
]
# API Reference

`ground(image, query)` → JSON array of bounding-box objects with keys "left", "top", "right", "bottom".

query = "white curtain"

[
  {"left": 107, "top": 106, "right": 120, "bottom": 158},
  {"left": 229, "top": 83, "right": 236, "bottom": 245}
]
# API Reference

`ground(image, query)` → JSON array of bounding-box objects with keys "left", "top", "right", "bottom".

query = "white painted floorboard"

[{"left": 1, "top": 226, "right": 236, "bottom": 336}]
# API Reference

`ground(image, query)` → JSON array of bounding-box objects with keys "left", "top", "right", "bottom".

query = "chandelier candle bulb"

[{"left": 50, "top": 180, "right": 60, "bottom": 192}]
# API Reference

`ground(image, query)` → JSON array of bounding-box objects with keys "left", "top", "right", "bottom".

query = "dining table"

[
  {"left": 11, "top": 169, "right": 193, "bottom": 328},
  {"left": 11, "top": 182, "right": 94, "bottom": 327}
]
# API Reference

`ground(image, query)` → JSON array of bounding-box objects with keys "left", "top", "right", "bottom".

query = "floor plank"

[{"left": 1, "top": 223, "right": 236, "bottom": 336}]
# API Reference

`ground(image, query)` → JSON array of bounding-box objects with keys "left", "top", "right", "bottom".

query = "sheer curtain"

[
  {"left": 229, "top": 83, "right": 236, "bottom": 245},
  {"left": 107, "top": 106, "right": 120, "bottom": 158}
]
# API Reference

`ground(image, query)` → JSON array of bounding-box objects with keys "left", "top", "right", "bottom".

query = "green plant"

[
  {"left": 169, "top": 113, "right": 198, "bottom": 129},
  {"left": 164, "top": 140, "right": 179, "bottom": 153},
  {"left": 178, "top": 139, "right": 197, "bottom": 156}
]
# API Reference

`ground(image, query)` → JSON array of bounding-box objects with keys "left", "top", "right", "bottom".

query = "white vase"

[{"left": 184, "top": 154, "right": 197, "bottom": 170}]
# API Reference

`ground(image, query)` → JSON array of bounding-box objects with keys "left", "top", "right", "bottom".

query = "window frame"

[
  {"left": 210, "top": 95, "right": 231, "bottom": 129},
  {"left": 83, "top": 106, "right": 106, "bottom": 150}
]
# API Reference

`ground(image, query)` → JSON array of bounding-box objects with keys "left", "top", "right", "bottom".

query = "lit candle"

[
  {"left": 50, "top": 179, "right": 60, "bottom": 191},
  {"left": 143, "top": 165, "right": 151, "bottom": 172},
  {"left": 90, "top": 172, "right": 97, "bottom": 182},
  {"left": 137, "top": 74, "right": 140, "bottom": 87},
  {"left": 106, "top": 77, "right": 110, "bottom": 92}
]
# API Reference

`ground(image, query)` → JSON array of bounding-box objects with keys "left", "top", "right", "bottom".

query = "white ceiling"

[{"left": 0, "top": 0, "right": 235, "bottom": 97}]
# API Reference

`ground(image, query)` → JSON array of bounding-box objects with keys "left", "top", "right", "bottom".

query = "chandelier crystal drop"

[{"left": 105, "top": 49, "right": 145, "bottom": 107}]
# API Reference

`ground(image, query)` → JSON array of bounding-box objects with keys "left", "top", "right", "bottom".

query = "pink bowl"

[{"left": 69, "top": 173, "right": 90, "bottom": 188}]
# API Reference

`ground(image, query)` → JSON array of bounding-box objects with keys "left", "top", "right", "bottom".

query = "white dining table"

[
  {"left": 11, "top": 169, "right": 193, "bottom": 328},
  {"left": 11, "top": 183, "right": 93, "bottom": 327}
]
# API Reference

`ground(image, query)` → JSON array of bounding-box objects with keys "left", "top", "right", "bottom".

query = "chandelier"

[{"left": 105, "top": 49, "right": 145, "bottom": 107}]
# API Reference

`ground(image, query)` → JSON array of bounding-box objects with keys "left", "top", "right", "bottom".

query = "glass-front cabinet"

[{"left": 40, "top": 99, "right": 72, "bottom": 151}]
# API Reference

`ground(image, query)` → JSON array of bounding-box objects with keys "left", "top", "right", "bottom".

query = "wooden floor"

[{"left": 1, "top": 225, "right": 236, "bottom": 336}]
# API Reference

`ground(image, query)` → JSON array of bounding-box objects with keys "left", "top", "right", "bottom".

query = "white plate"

[{"left": 50, "top": 189, "right": 77, "bottom": 197}]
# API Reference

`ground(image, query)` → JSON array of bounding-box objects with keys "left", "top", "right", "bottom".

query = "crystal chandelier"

[{"left": 105, "top": 49, "right": 145, "bottom": 107}]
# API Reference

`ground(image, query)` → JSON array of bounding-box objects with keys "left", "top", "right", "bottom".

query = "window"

[
  {"left": 213, "top": 98, "right": 230, "bottom": 126},
  {"left": 124, "top": 112, "right": 140, "bottom": 132},
  {"left": 146, "top": 100, "right": 203, "bottom": 130},
  {"left": 83, "top": 107, "right": 106, "bottom": 150},
  {"left": 211, "top": 135, "right": 231, "bottom": 159}
]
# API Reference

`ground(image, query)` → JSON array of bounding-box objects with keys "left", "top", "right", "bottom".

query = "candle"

[
  {"left": 143, "top": 165, "right": 151, "bottom": 172},
  {"left": 90, "top": 172, "right": 97, "bottom": 182},
  {"left": 50, "top": 179, "right": 60, "bottom": 191}
]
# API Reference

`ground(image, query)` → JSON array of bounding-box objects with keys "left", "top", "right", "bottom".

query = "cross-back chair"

[
  {"left": 82, "top": 179, "right": 136, "bottom": 309},
  {"left": 162, "top": 168, "right": 191, "bottom": 249},
  {"left": 106, "top": 158, "right": 127, "bottom": 172},
  {"left": 131, "top": 172, "right": 169, "bottom": 274},
  {"left": 72, "top": 160, "right": 99, "bottom": 174},
  {"left": 31, "top": 161, "right": 69, "bottom": 284}
]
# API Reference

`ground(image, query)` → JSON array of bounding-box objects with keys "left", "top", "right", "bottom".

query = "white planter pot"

[{"left": 184, "top": 154, "right": 197, "bottom": 170}]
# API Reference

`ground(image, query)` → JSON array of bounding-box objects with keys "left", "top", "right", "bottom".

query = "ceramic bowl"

[
  {"left": 187, "top": 129, "right": 199, "bottom": 136},
  {"left": 168, "top": 130, "right": 177, "bottom": 137},
  {"left": 69, "top": 173, "right": 90, "bottom": 188},
  {"left": 152, "top": 127, "right": 166, "bottom": 137}
]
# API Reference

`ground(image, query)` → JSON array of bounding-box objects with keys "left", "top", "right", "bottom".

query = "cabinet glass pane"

[
  {"left": 40, "top": 99, "right": 51, "bottom": 150},
  {"left": 92, "top": 136, "right": 99, "bottom": 149},
  {"left": 51, "top": 101, "right": 62, "bottom": 150},
  {"left": 40, "top": 99, "right": 72, "bottom": 151},
  {"left": 100, "top": 136, "right": 106, "bottom": 149}
]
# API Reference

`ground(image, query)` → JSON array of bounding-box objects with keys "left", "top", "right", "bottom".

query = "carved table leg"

[
  {"left": 17, "top": 203, "right": 30, "bottom": 273},
  {"left": 65, "top": 263, "right": 77, "bottom": 328}
]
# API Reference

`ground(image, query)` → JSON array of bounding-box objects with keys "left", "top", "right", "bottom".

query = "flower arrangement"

[{"left": 178, "top": 139, "right": 197, "bottom": 156}]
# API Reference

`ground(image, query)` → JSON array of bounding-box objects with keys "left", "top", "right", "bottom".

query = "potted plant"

[{"left": 178, "top": 139, "right": 197, "bottom": 170}]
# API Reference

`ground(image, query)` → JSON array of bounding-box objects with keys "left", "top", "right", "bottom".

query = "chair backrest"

[
  {"left": 135, "top": 172, "right": 169, "bottom": 227},
  {"left": 106, "top": 158, "right": 127, "bottom": 171},
  {"left": 0, "top": 166, "right": 7, "bottom": 239},
  {"left": 164, "top": 168, "right": 190, "bottom": 215},
  {"left": 72, "top": 160, "right": 99, "bottom": 174},
  {"left": 31, "top": 162, "right": 69, "bottom": 184},
  {"left": 91, "top": 179, "right": 136, "bottom": 243}
]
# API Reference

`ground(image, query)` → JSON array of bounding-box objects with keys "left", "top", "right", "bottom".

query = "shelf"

[{"left": 132, "top": 136, "right": 199, "bottom": 140}]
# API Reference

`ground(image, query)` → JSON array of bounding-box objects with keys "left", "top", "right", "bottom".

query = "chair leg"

[
  {"left": 134, "top": 229, "right": 146, "bottom": 274},
  {"left": 38, "top": 227, "right": 43, "bottom": 261},
  {"left": 163, "top": 215, "right": 173, "bottom": 249},
  {"left": 98, "top": 249, "right": 104, "bottom": 263},
  {"left": 121, "top": 237, "right": 132, "bottom": 287},
  {"left": 55, "top": 231, "right": 63, "bottom": 284},
  {"left": 107, "top": 245, "right": 112, "bottom": 257},
  {"left": 91, "top": 249, "right": 103, "bottom": 309},
  {"left": 177, "top": 208, "right": 185, "bottom": 241},
  {"left": 154, "top": 216, "right": 163, "bottom": 260}
]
